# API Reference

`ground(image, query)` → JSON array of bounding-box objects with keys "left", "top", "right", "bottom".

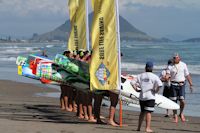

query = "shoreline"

[{"left": 0, "top": 80, "right": 200, "bottom": 133}]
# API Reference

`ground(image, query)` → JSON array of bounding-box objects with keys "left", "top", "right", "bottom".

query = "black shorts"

[
  {"left": 139, "top": 100, "right": 155, "bottom": 113},
  {"left": 163, "top": 86, "right": 170, "bottom": 98}
]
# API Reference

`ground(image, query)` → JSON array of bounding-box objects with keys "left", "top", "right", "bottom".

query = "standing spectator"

[
  {"left": 168, "top": 53, "right": 193, "bottom": 123},
  {"left": 131, "top": 61, "right": 162, "bottom": 132},
  {"left": 160, "top": 59, "right": 173, "bottom": 117}
]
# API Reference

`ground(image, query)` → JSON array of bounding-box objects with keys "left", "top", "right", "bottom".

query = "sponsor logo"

[{"left": 95, "top": 63, "right": 110, "bottom": 85}]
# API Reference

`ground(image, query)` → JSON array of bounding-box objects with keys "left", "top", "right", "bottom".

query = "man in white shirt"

[
  {"left": 132, "top": 61, "right": 163, "bottom": 133},
  {"left": 168, "top": 53, "right": 193, "bottom": 123}
]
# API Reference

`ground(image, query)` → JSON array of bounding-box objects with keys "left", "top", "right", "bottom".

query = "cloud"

[
  {"left": 1, "top": 0, "right": 200, "bottom": 17},
  {"left": 0, "top": 0, "right": 68, "bottom": 16},
  {"left": 120, "top": 0, "right": 200, "bottom": 11}
]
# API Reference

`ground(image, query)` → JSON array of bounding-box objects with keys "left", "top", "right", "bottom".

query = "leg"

[
  {"left": 179, "top": 85, "right": 186, "bottom": 122},
  {"left": 77, "top": 91, "right": 84, "bottom": 119},
  {"left": 88, "top": 93, "right": 96, "bottom": 122},
  {"left": 170, "top": 85, "right": 178, "bottom": 122},
  {"left": 137, "top": 112, "right": 145, "bottom": 131},
  {"left": 139, "top": 100, "right": 155, "bottom": 132},
  {"left": 94, "top": 93, "right": 105, "bottom": 124},
  {"left": 108, "top": 92, "right": 119, "bottom": 126},
  {"left": 72, "top": 89, "right": 77, "bottom": 112},
  {"left": 83, "top": 93, "right": 89, "bottom": 120},
  {"left": 164, "top": 85, "right": 170, "bottom": 117},
  {"left": 60, "top": 86, "right": 65, "bottom": 110},
  {"left": 165, "top": 109, "right": 169, "bottom": 117},
  {"left": 67, "top": 87, "right": 73, "bottom": 112},
  {"left": 63, "top": 85, "right": 72, "bottom": 111},
  {"left": 179, "top": 99, "right": 186, "bottom": 122},
  {"left": 146, "top": 112, "right": 153, "bottom": 133}
]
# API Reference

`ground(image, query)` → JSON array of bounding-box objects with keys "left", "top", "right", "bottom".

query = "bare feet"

[
  {"left": 145, "top": 129, "right": 154, "bottom": 133},
  {"left": 72, "top": 107, "right": 77, "bottom": 113},
  {"left": 173, "top": 115, "right": 178, "bottom": 123},
  {"left": 108, "top": 120, "right": 119, "bottom": 127},
  {"left": 78, "top": 114, "right": 84, "bottom": 119},
  {"left": 88, "top": 118, "right": 97, "bottom": 123},
  {"left": 84, "top": 115, "right": 89, "bottom": 120},
  {"left": 60, "top": 107, "right": 65, "bottom": 110},
  {"left": 179, "top": 114, "right": 186, "bottom": 122},
  {"left": 65, "top": 107, "right": 73, "bottom": 112},
  {"left": 87, "top": 116, "right": 96, "bottom": 123}
]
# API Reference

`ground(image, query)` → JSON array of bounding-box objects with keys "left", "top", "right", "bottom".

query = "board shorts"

[
  {"left": 169, "top": 82, "right": 185, "bottom": 101},
  {"left": 163, "top": 85, "right": 170, "bottom": 98},
  {"left": 139, "top": 100, "right": 155, "bottom": 113}
]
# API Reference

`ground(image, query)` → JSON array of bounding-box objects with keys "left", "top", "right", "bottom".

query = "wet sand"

[{"left": 0, "top": 80, "right": 200, "bottom": 133}]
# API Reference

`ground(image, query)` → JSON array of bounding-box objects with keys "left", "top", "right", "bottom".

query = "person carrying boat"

[
  {"left": 77, "top": 49, "right": 96, "bottom": 122},
  {"left": 60, "top": 50, "right": 76, "bottom": 112}
]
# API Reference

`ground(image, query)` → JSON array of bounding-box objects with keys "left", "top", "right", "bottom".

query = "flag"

[
  {"left": 90, "top": 0, "right": 119, "bottom": 91},
  {"left": 68, "top": 0, "right": 87, "bottom": 51}
]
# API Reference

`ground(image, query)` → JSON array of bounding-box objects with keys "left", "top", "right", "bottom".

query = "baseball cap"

[{"left": 146, "top": 61, "right": 153, "bottom": 69}]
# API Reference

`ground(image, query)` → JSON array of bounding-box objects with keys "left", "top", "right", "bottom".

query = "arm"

[
  {"left": 184, "top": 63, "right": 193, "bottom": 93},
  {"left": 130, "top": 81, "right": 141, "bottom": 92},
  {"left": 154, "top": 86, "right": 162, "bottom": 93},
  {"left": 154, "top": 77, "right": 163, "bottom": 93},
  {"left": 186, "top": 74, "right": 193, "bottom": 93}
]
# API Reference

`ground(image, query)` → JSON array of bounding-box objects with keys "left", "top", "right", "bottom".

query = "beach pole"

[
  {"left": 85, "top": 0, "right": 90, "bottom": 50},
  {"left": 115, "top": 0, "right": 122, "bottom": 127}
]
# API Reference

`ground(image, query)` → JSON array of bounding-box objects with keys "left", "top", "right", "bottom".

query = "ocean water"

[{"left": 0, "top": 42, "right": 199, "bottom": 117}]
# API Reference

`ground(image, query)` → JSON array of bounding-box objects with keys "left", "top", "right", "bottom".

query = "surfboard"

[
  {"left": 54, "top": 54, "right": 89, "bottom": 82},
  {"left": 17, "top": 65, "right": 40, "bottom": 80},
  {"left": 37, "top": 61, "right": 90, "bottom": 92},
  {"left": 16, "top": 55, "right": 55, "bottom": 82},
  {"left": 118, "top": 75, "right": 180, "bottom": 110},
  {"left": 16, "top": 54, "right": 179, "bottom": 110},
  {"left": 16, "top": 56, "right": 27, "bottom": 66}
]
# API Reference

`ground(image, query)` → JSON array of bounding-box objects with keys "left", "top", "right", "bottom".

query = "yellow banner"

[
  {"left": 90, "top": 0, "right": 119, "bottom": 91},
  {"left": 68, "top": 0, "right": 86, "bottom": 51}
]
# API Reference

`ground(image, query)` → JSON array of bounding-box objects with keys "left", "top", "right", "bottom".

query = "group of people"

[
  {"left": 160, "top": 53, "right": 193, "bottom": 123},
  {"left": 58, "top": 49, "right": 120, "bottom": 127},
  {"left": 43, "top": 49, "right": 193, "bottom": 132},
  {"left": 131, "top": 53, "right": 193, "bottom": 133}
]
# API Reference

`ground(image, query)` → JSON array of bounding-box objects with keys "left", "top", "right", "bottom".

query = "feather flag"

[
  {"left": 90, "top": 0, "right": 119, "bottom": 91},
  {"left": 68, "top": 0, "right": 87, "bottom": 51}
]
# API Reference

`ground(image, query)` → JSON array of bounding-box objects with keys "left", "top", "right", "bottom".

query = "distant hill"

[
  {"left": 31, "top": 13, "right": 168, "bottom": 42},
  {"left": 182, "top": 38, "right": 200, "bottom": 43}
]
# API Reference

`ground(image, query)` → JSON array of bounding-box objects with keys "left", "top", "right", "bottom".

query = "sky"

[{"left": 0, "top": 0, "right": 200, "bottom": 41}]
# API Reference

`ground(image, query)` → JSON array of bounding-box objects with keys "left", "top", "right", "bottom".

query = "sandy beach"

[{"left": 0, "top": 80, "right": 200, "bottom": 133}]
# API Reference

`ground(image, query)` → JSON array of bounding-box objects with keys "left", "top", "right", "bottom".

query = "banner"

[
  {"left": 90, "top": 0, "right": 119, "bottom": 91},
  {"left": 68, "top": 0, "right": 87, "bottom": 51}
]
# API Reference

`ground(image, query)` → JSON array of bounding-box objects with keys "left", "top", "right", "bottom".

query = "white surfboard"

[{"left": 115, "top": 75, "right": 180, "bottom": 110}]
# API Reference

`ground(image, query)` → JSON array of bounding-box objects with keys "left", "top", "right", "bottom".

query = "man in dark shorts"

[
  {"left": 168, "top": 53, "right": 193, "bottom": 123},
  {"left": 131, "top": 61, "right": 162, "bottom": 132}
]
